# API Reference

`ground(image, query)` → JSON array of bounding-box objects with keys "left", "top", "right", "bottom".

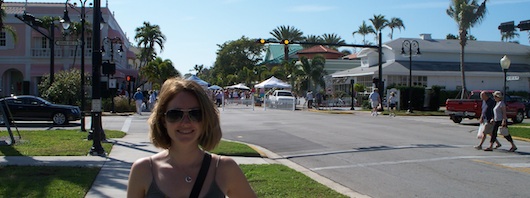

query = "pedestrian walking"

[
  {"left": 474, "top": 91, "right": 500, "bottom": 150},
  {"left": 484, "top": 91, "right": 517, "bottom": 152},
  {"left": 127, "top": 77, "right": 257, "bottom": 197},
  {"left": 306, "top": 91, "right": 313, "bottom": 109},
  {"left": 133, "top": 88, "right": 144, "bottom": 115},
  {"left": 387, "top": 92, "right": 397, "bottom": 117},
  {"left": 369, "top": 88, "right": 381, "bottom": 116}
]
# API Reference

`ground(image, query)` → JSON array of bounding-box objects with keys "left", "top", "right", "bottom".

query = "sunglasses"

[{"left": 164, "top": 108, "right": 202, "bottom": 123}]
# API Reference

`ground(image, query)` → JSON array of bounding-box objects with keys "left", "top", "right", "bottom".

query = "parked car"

[
  {"left": 0, "top": 95, "right": 81, "bottom": 125},
  {"left": 268, "top": 90, "right": 295, "bottom": 108},
  {"left": 445, "top": 90, "right": 525, "bottom": 124},
  {"left": 510, "top": 95, "right": 530, "bottom": 118}
]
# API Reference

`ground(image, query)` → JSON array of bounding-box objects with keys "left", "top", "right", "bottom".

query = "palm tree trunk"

[{"left": 459, "top": 30, "right": 467, "bottom": 99}]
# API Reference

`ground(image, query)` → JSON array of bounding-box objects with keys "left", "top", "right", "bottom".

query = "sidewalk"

[{"left": 0, "top": 114, "right": 366, "bottom": 198}]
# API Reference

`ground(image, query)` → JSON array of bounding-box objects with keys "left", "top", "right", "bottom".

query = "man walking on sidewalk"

[{"left": 133, "top": 88, "right": 144, "bottom": 115}]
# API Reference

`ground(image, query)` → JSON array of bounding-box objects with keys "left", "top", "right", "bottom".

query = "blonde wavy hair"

[{"left": 148, "top": 77, "right": 222, "bottom": 151}]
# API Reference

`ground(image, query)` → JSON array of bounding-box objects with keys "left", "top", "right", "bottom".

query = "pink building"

[{"left": 1, "top": 2, "right": 138, "bottom": 96}]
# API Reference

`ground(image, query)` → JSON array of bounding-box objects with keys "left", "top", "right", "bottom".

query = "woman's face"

[{"left": 164, "top": 91, "right": 203, "bottom": 147}]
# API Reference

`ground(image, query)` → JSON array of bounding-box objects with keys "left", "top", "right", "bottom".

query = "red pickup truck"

[{"left": 445, "top": 90, "right": 525, "bottom": 124}]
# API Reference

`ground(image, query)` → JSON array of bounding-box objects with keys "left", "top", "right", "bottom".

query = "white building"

[{"left": 332, "top": 34, "right": 530, "bottom": 93}]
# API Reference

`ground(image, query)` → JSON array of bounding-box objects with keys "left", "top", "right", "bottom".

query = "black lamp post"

[
  {"left": 102, "top": 37, "right": 123, "bottom": 113},
  {"left": 500, "top": 55, "right": 511, "bottom": 101},
  {"left": 88, "top": 0, "right": 105, "bottom": 156},
  {"left": 14, "top": 13, "right": 57, "bottom": 86},
  {"left": 61, "top": 0, "right": 91, "bottom": 132},
  {"left": 401, "top": 40, "right": 421, "bottom": 113}
]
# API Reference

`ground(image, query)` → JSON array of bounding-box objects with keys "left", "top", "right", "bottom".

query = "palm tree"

[
  {"left": 447, "top": 0, "right": 487, "bottom": 99},
  {"left": 369, "top": 14, "right": 388, "bottom": 42},
  {"left": 303, "top": 34, "right": 323, "bottom": 48},
  {"left": 269, "top": 25, "right": 305, "bottom": 42},
  {"left": 352, "top": 21, "right": 375, "bottom": 45},
  {"left": 387, "top": 17, "right": 405, "bottom": 40},
  {"left": 140, "top": 57, "right": 180, "bottom": 87},
  {"left": 0, "top": 0, "right": 16, "bottom": 42},
  {"left": 297, "top": 55, "right": 326, "bottom": 92},
  {"left": 135, "top": 22, "right": 166, "bottom": 68},
  {"left": 501, "top": 30, "right": 519, "bottom": 42},
  {"left": 321, "top": 33, "right": 345, "bottom": 50}
]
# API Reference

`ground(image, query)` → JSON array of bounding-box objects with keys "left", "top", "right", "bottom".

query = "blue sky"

[{"left": 27, "top": 0, "right": 530, "bottom": 75}]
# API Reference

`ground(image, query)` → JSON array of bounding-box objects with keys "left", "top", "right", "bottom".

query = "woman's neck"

[{"left": 166, "top": 146, "right": 204, "bottom": 167}]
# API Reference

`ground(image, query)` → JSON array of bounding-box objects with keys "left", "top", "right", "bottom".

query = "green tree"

[
  {"left": 501, "top": 30, "right": 519, "bottom": 42},
  {"left": 296, "top": 55, "right": 326, "bottom": 92},
  {"left": 369, "top": 14, "right": 389, "bottom": 42},
  {"left": 0, "top": 0, "right": 16, "bottom": 42},
  {"left": 269, "top": 25, "right": 305, "bottom": 42},
  {"left": 387, "top": 17, "right": 405, "bottom": 40},
  {"left": 447, "top": 0, "right": 488, "bottom": 98},
  {"left": 321, "top": 33, "right": 345, "bottom": 50},
  {"left": 303, "top": 34, "right": 323, "bottom": 48},
  {"left": 352, "top": 21, "right": 375, "bottom": 45},
  {"left": 210, "top": 36, "right": 264, "bottom": 86},
  {"left": 38, "top": 69, "right": 86, "bottom": 106},
  {"left": 135, "top": 22, "right": 166, "bottom": 68},
  {"left": 140, "top": 57, "right": 180, "bottom": 87}
]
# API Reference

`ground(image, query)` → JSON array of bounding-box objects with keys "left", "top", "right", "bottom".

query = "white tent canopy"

[
  {"left": 226, "top": 83, "right": 251, "bottom": 90},
  {"left": 254, "top": 76, "right": 291, "bottom": 89}
]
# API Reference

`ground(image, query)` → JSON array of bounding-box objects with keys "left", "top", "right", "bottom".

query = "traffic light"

[
  {"left": 517, "top": 20, "right": 530, "bottom": 31},
  {"left": 281, "top": 39, "right": 289, "bottom": 45},
  {"left": 126, "top": 75, "right": 133, "bottom": 82},
  {"left": 498, "top": 21, "right": 515, "bottom": 32},
  {"left": 102, "top": 61, "right": 116, "bottom": 75},
  {"left": 256, "top": 38, "right": 266, "bottom": 44}
]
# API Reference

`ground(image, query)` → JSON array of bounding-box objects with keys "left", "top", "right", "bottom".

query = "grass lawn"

[
  {"left": 0, "top": 130, "right": 126, "bottom": 156},
  {"left": 0, "top": 129, "right": 345, "bottom": 197}
]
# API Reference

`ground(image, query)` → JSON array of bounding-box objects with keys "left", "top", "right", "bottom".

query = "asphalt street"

[{"left": 220, "top": 108, "right": 530, "bottom": 198}]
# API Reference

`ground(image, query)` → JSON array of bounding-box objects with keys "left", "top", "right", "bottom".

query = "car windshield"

[{"left": 278, "top": 92, "right": 292, "bottom": 97}]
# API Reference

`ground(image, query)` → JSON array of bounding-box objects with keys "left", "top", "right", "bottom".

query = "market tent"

[
  {"left": 208, "top": 85, "right": 223, "bottom": 90},
  {"left": 254, "top": 76, "right": 291, "bottom": 89},
  {"left": 226, "top": 83, "right": 251, "bottom": 90},
  {"left": 186, "top": 75, "right": 209, "bottom": 87}
]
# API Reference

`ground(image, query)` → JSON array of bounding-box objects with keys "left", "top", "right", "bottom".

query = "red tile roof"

[{"left": 297, "top": 45, "right": 343, "bottom": 55}]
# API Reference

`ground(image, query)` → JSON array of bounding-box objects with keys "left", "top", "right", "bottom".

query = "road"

[
  {"left": 220, "top": 108, "right": 530, "bottom": 198},
  {"left": 3, "top": 109, "right": 529, "bottom": 197}
]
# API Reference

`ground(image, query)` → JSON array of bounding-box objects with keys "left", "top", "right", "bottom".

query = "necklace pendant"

[{"left": 185, "top": 176, "right": 192, "bottom": 183}]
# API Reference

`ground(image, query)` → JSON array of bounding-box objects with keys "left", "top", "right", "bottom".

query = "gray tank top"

[{"left": 145, "top": 154, "right": 225, "bottom": 198}]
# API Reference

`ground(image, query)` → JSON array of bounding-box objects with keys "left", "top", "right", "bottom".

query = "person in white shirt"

[{"left": 369, "top": 88, "right": 381, "bottom": 116}]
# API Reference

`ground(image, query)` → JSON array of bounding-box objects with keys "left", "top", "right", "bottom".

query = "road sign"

[
  {"left": 507, "top": 76, "right": 519, "bottom": 81},
  {"left": 109, "top": 79, "right": 117, "bottom": 88},
  {"left": 55, "top": 40, "right": 79, "bottom": 46}
]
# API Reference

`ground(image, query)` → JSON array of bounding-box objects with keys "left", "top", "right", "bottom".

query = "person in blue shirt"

[
  {"left": 133, "top": 88, "right": 144, "bottom": 115},
  {"left": 474, "top": 91, "right": 500, "bottom": 150}
]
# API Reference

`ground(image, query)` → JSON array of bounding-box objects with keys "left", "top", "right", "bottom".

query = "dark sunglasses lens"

[
  {"left": 188, "top": 110, "right": 202, "bottom": 122},
  {"left": 165, "top": 110, "right": 184, "bottom": 122}
]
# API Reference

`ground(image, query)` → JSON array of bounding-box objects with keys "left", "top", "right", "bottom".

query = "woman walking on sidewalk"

[
  {"left": 127, "top": 77, "right": 256, "bottom": 198},
  {"left": 484, "top": 91, "right": 517, "bottom": 152}
]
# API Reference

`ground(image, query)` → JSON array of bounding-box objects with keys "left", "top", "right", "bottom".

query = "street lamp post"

[
  {"left": 500, "top": 55, "right": 511, "bottom": 101},
  {"left": 401, "top": 40, "right": 421, "bottom": 113},
  {"left": 102, "top": 37, "right": 123, "bottom": 113},
  {"left": 89, "top": 0, "right": 105, "bottom": 156},
  {"left": 61, "top": 0, "right": 90, "bottom": 132},
  {"left": 14, "top": 13, "right": 57, "bottom": 86}
]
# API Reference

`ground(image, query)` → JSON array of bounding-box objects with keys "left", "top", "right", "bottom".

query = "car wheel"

[
  {"left": 52, "top": 112, "right": 67, "bottom": 125},
  {"left": 512, "top": 111, "right": 524, "bottom": 123},
  {"left": 450, "top": 116, "right": 462, "bottom": 123}
]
